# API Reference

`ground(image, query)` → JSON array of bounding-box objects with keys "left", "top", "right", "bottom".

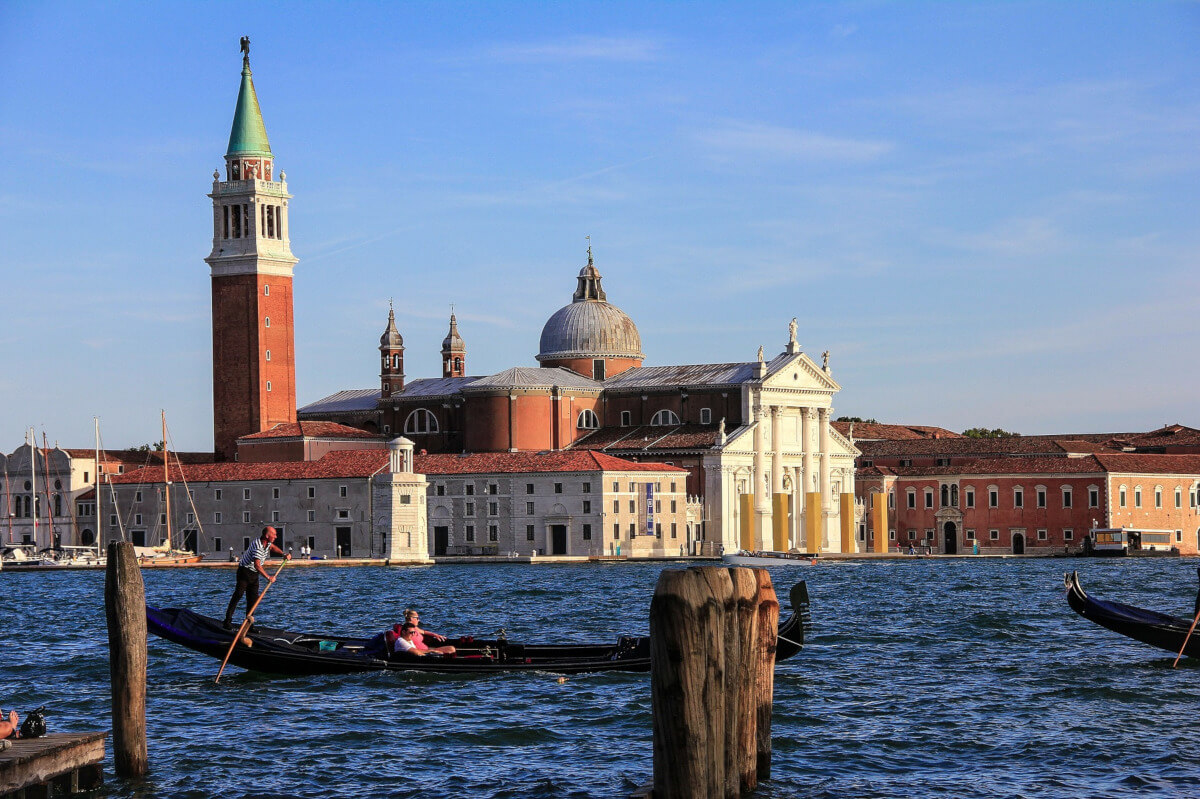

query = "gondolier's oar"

[
  {"left": 1171, "top": 568, "right": 1200, "bottom": 668},
  {"left": 216, "top": 560, "right": 288, "bottom": 683}
]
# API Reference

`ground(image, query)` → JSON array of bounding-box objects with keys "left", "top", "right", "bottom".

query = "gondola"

[
  {"left": 1064, "top": 570, "right": 1200, "bottom": 659},
  {"left": 147, "top": 580, "right": 813, "bottom": 675}
]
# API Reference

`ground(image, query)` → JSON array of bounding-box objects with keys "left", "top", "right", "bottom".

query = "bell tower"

[
  {"left": 205, "top": 39, "right": 298, "bottom": 461},
  {"left": 380, "top": 304, "right": 405, "bottom": 396},
  {"left": 441, "top": 312, "right": 466, "bottom": 378}
]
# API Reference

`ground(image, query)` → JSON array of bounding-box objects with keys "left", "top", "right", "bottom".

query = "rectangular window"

[
  {"left": 889, "top": 529, "right": 896, "bottom": 540},
  {"left": 488, "top": 501, "right": 498, "bottom": 516},
  {"left": 214, "top": 512, "right": 222, "bottom": 524},
  {"left": 1037, "top": 489, "right": 1046, "bottom": 508},
  {"left": 613, "top": 481, "right": 619, "bottom": 492},
  {"left": 465, "top": 502, "right": 475, "bottom": 517},
  {"left": 214, "top": 488, "right": 223, "bottom": 501},
  {"left": 401, "top": 495, "right": 411, "bottom": 505},
  {"left": 965, "top": 529, "right": 975, "bottom": 539},
  {"left": 243, "top": 488, "right": 251, "bottom": 501},
  {"left": 907, "top": 492, "right": 916, "bottom": 509},
  {"left": 700, "top": 408, "right": 711, "bottom": 424},
  {"left": 990, "top": 529, "right": 999, "bottom": 540},
  {"left": 582, "top": 482, "right": 591, "bottom": 494},
  {"left": 629, "top": 500, "right": 635, "bottom": 513},
  {"left": 135, "top": 491, "right": 143, "bottom": 503},
  {"left": 242, "top": 511, "right": 251, "bottom": 523},
  {"left": 670, "top": 522, "right": 677, "bottom": 539},
  {"left": 1014, "top": 489, "right": 1023, "bottom": 508},
  {"left": 583, "top": 500, "right": 591, "bottom": 514},
  {"left": 307, "top": 510, "right": 315, "bottom": 522},
  {"left": 965, "top": 489, "right": 975, "bottom": 508},
  {"left": 272, "top": 487, "right": 280, "bottom": 500},
  {"left": 488, "top": 524, "right": 499, "bottom": 542},
  {"left": 110, "top": 514, "right": 118, "bottom": 526},
  {"left": 1176, "top": 489, "right": 1183, "bottom": 509},
  {"left": 526, "top": 501, "right": 535, "bottom": 515},
  {"left": 185, "top": 512, "right": 193, "bottom": 525},
  {"left": 135, "top": 513, "right": 142, "bottom": 525},
  {"left": 436, "top": 485, "right": 445, "bottom": 496},
  {"left": 621, "top": 411, "right": 632, "bottom": 426},
  {"left": 583, "top": 524, "right": 592, "bottom": 540},
  {"left": 629, "top": 523, "right": 636, "bottom": 537},
  {"left": 907, "top": 530, "right": 916, "bottom": 541},
  {"left": 1063, "top": 529, "right": 1073, "bottom": 541},
  {"left": 924, "top": 490, "right": 933, "bottom": 509},
  {"left": 526, "top": 483, "right": 535, "bottom": 495},
  {"left": 1089, "top": 488, "right": 1099, "bottom": 507},
  {"left": 670, "top": 500, "right": 677, "bottom": 512},
  {"left": 1037, "top": 529, "right": 1047, "bottom": 540},
  {"left": 1177, "top": 530, "right": 1183, "bottom": 543},
  {"left": 613, "top": 523, "right": 620, "bottom": 540},
  {"left": 888, "top": 493, "right": 895, "bottom": 509},
  {"left": 271, "top": 510, "right": 280, "bottom": 522},
  {"left": 466, "top": 484, "right": 475, "bottom": 496},
  {"left": 488, "top": 483, "right": 498, "bottom": 495},
  {"left": 466, "top": 525, "right": 475, "bottom": 542},
  {"left": 554, "top": 483, "right": 563, "bottom": 494},
  {"left": 308, "top": 486, "right": 315, "bottom": 499},
  {"left": 336, "top": 509, "right": 349, "bottom": 519},
  {"left": 214, "top": 537, "right": 222, "bottom": 552},
  {"left": 899, "top": 459, "right": 912, "bottom": 467},
  {"left": 526, "top": 525, "right": 535, "bottom": 541},
  {"left": 339, "top": 485, "right": 348, "bottom": 498},
  {"left": 989, "top": 490, "right": 998, "bottom": 508},
  {"left": 613, "top": 500, "right": 619, "bottom": 513},
  {"left": 1063, "top": 489, "right": 1072, "bottom": 508}
]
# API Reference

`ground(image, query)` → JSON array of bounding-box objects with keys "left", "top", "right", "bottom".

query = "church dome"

[{"left": 537, "top": 252, "right": 643, "bottom": 363}]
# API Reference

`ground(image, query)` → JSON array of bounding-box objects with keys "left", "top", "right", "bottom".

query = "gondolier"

[{"left": 223, "top": 526, "right": 290, "bottom": 630}]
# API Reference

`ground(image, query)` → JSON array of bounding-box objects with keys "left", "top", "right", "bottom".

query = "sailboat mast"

[
  {"left": 162, "top": 410, "right": 172, "bottom": 549},
  {"left": 3, "top": 460, "right": 12, "bottom": 545},
  {"left": 29, "top": 427, "right": 38, "bottom": 547},
  {"left": 41, "top": 432, "right": 58, "bottom": 548},
  {"left": 94, "top": 417, "right": 102, "bottom": 557}
]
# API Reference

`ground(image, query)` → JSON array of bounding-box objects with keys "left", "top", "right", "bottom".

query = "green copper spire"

[{"left": 226, "top": 47, "right": 272, "bottom": 158}]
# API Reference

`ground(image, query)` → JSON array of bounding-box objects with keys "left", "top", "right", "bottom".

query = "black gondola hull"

[
  {"left": 147, "top": 580, "right": 811, "bottom": 675},
  {"left": 1064, "top": 571, "right": 1200, "bottom": 659}
]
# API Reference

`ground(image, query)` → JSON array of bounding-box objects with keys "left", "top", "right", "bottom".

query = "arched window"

[
  {"left": 650, "top": 409, "right": 681, "bottom": 427},
  {"left": 265, "top": 350, "right": 271, "bottom": 361},
  {"left": 404, "top": 408, "right": 439, "bottom": 434},
  {"left": 264, "top": 317, "right": 271, "bottom": 328},
  {"left": 454, "top": 357, "right": 462, "bottom": 372},
  {"left": 392, "top": 355, "right": 401, "bottom": 370},
  {"left": 577, "top": 409, "right": 600, "bottom": 429}
]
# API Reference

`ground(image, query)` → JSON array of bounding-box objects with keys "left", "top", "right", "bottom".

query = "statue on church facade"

[
  {"left": 822, "top": 350, "right": 830, "bottom": 370},
  {"left": 789, "top": 317, "right": 797, "bottom": 345},
  {"left": 757, "top": 345, "right": 764, "bottom": 363}
]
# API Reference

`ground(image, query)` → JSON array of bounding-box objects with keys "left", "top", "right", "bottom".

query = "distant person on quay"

[{"left": 223, "top": 526, "right": 290, "bottom": 630}]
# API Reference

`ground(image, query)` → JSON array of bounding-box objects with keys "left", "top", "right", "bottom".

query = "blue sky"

[{"left": 1, "top": 2, "right": 1197, "bottom": 452}]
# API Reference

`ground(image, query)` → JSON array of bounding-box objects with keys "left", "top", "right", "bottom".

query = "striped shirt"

[{"left": 238, "top": 538, "right": 272, "bottom": 570}]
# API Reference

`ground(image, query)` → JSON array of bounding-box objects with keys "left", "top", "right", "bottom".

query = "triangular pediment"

[{"left": 760, "top": 352, "right": 840, "bottom": 391}]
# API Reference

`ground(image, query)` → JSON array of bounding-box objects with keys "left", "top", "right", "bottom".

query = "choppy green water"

[{"left": 5, "top": 558, "right": 1200, "bottom": 798}]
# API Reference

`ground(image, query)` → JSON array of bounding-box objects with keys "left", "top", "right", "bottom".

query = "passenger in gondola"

[
  {"left": 404, "top": 608, "right": 451, "bottom": 649},
  {"left": 393, "top": 622, "right": 455, "bottom": 657}
]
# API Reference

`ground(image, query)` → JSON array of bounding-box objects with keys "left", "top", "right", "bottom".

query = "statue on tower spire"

[{"left": 240, "top": 36, "right": 250, "bottom": 60}]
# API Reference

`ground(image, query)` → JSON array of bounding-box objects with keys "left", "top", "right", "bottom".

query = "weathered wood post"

[
  {"left": 728, "top": 567, "right": 759, "bottom": 795},
  {"left": 753, "top": 569, "right": 779, "bottom": 780},
  {"left": 650, "top": 566, "right": 733, "bottom": 798},
  {"left": 105, "top": 541, "right": 147, "bottom": 778}
]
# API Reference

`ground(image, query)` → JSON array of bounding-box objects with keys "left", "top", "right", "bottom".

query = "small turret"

[
  {"left": 380, "top": 304, "right": 405, "bottom": 396},
  {"left": 441, "top": 313, "right": 466, "bottom": 378}
]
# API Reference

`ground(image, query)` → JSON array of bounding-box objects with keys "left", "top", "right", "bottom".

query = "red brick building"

[{"left": 849, "top": 425, "right": 1200, "bottom": 555}]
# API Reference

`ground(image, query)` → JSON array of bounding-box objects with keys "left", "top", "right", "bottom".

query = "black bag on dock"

[{"left": 20, "top": 707, "right": 46, "bottom": 739}]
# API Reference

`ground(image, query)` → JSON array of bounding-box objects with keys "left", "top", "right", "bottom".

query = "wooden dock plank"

[{"left": 0, "top": 732, "right": 106, "bottom": 796}]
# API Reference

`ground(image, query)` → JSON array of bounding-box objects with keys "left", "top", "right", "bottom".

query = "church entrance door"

[
  {"left": 433, "top": 526, "right": 448, "bottom": 557},
  {"left": 551, "top": 525, "right": 567, "bottom": 555},
  {"left": 943, "top": 522, "right": 957, "bottom": 555},
  {"left": 1012, "top": 533, "right": 1025, "bottom": 555}
]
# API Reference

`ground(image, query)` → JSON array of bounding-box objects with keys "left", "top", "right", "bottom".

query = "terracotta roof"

[
  {"left": 107, "top": 449, "right": 391, "bottom": 484},
  {"left": 831, "top": 422, "right": 962, "bottom": 441},
  {"left": 856, "top": 437, "right": 1119, "bottom": 458},
  {"left": 1123, "top": 424, "right": 1200, "bottom": 449},
  {"left": 574, "top": 424, "right": 720, "bottom": 452},
  {"left": 57, "top": 448, "right": 214, "bottom": 465},
  {"left": 416, "top": 450, "right": 686, "bottom": 475},
  {"left": 886, "top": 456, "right": 1108, "bottom": 477},
  {"left": 1093, "top": 453, "right": 1200, "bottom": 475},
  {"left": 238, "top": 421, "right": 384, "bottom": 441}
]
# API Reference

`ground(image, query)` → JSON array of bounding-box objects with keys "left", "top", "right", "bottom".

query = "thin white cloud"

[
  {"left": 484, "top": 36, "right": 662, "bottom": 63},
  {"left": 696, "top": 121, "right": 893, "bottom": 163}
]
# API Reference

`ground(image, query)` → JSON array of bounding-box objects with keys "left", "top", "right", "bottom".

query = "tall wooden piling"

[
  {"left": 753, "top": 569, "right": 779, "bottom": 780},
  {"left": 104, "top": 541, "right": 148, "bottom": 778},
  {"left": 650, "top": 566, "right": 778, "bottom": 799}
]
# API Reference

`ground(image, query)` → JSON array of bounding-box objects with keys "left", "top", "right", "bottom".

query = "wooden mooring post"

[
  {"left": 104, "top": 541, "right": 148, "bottom": 778},
  {"left": 649, "top": 566, "right": 778, "bottom": 798}
]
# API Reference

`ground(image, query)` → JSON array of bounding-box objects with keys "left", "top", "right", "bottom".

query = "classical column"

[
  {"left": 752, "top": 404, "right": 768, "bottom": 548},
  {"left": 819, "top": 407, "right": 831, "bottom": 549},
  {"left": 801, "top": 407, "right": 815, "bottom": 494},
  {"left": 770, "top": 407, "right": 784, "bottom": 494}
]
